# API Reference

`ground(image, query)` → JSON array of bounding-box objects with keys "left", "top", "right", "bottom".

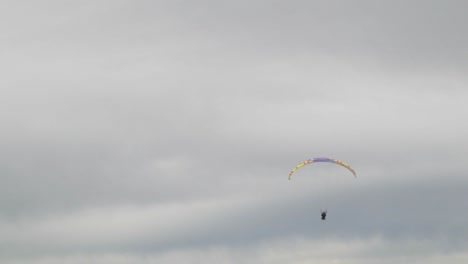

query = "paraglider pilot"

[{"left": 321, "top": 210, "right": 327, "bottom": 220}]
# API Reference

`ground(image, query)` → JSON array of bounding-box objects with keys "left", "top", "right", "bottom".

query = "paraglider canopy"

[{"left": 288, "top": 157, "right": 356, "bottom": 180}]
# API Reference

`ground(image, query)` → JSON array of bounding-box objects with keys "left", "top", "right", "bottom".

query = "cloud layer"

[{"left": 1, "top": 1, "right": 467, "bottom": 263}]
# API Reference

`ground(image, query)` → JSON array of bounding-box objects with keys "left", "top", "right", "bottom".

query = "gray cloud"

[{"left": 1, "top": 0, "right": 467, "bottom": 263}]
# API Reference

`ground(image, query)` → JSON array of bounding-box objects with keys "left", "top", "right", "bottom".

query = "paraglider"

[
  {"left": 288, "top": 157, "right": 356, "bottom": 220},
  {"left": 321, "top": 210, "right": 327, "bottom": 220}
]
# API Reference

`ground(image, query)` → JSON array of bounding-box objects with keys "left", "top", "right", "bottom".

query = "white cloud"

[{"left": 3, "top": 237, "right": 468, "bottom": 264}]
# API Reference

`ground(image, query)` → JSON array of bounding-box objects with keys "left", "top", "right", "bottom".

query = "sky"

[{"left": 1, "top": 0, "right": 468, "bottom": 263}]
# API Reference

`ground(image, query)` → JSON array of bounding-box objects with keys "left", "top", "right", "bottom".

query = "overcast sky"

[{"left": 1, "top": 0, "right": 468, "bottom": 263}]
